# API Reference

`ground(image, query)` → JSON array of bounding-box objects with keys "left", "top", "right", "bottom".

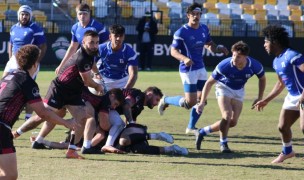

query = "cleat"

[
  {"left": 271, "top": 151, "right": 295, "bottom": 163},
  {"left": 81, "top": 146, "right": 104, "bottom": 154},
  {"left": 32, "top": 141, "right": 48, "bottom": 149},
  {"left": 185, "top": 127, "right": 198, "bottom": 135},
  {"left": 12, "top": 131, "right": 20, "bottom": 139},
  {"left": 172, "top": 145, "right": 189, "bottom": 156},
  {"left": 195, "top": 130, "right": 204, "bottom": 150},
  {"left": 220, "top": 144, "right": 232, "bottom": 153},
  {"left": 157, "top": 132, "right": 174, "bottom": 144},
  {"left": 158, "top": 95, "right": 167, "bottom": 115},
  {"left": 66, "top": 149, "right": 85, "bottom": 159}
]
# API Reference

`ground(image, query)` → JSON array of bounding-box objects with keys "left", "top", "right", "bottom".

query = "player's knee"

[
  {"left": 181, "top": 99, "right": 195, "bottom": 110},
  {"left": 119, "top": 138, "right": 130, "bottom": 146},
  {"left": 229, "top": 120, "right": 238, "bottom": 128},
  {"left": 277, "top": 125, "right": 288, "bottom": 133}
]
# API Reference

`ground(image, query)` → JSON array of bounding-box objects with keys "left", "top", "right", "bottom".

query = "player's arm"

[
  {"left": 253, "top": 75, "right": 285, "bottom": 111},
  {"left": 196, "top": 76, "right": 216, "bottom": 114},
  {"left": 80, "top": 71, "right": 103, "bottom": 95},
  {"left": 37, "top": 43, "right": 47, "bottom": 63},
  {"left": 170, "top": 47, "right": 193, "bottom": 66},
  {"left": 124, "top": 65, "right": 138, "bottom": 89},
  {"left": 29, "top": 101, "right": 77, "bottom": 130},
  {"left": 251, "top": 75, "right": 266, "bottom": 108},
  {"left": 55, "top": 41, "right": 79, "bottom": 74},
  {"left": 123, "top": 98, "right": 135, "bottom": 123},
  {"left": 297, "top": 63, "right": 304, "bottom": 73},
  {"left": 204, "top": 41, "right": 229, "bottom": 55},
  {"left": 8, "top": 42, "right": 12, "bottom": 59}
]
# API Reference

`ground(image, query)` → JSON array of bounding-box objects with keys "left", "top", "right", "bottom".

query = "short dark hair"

[
  {"left": 231, "top": 41, "right": 250, "bottom": 56},
  {"left": 83, "top": 30, "right": 99, "bottom": 38},
  {"left": 16, "top": 44, "right": 40, "bottom": 70},
  {"left": 186, "top": 2, "right": 203, "bottom": 14},
  {"left": 109, "top": 24, "right": 125, "bottom": 35},
  {"left": 76, "top": 3, "right": 90, "bottom": 12},
  {"left": 108, "top": 88, "right": 125, "bottom": 105},
  {"left": 262, "top": 25, "right": 290, "bottom": 48},
  {"left": 144, "top": 86, "right": 163, "bottom": 98}
]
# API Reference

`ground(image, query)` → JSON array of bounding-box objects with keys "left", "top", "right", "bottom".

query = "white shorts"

[
  {"left": 103, "top": 76, "right": 129, "bottom": 90},
  {"left": 215, "top": 83, "right": 245, "bottom": 102},
  {"left": 179, "top": 68, "right": 208, "bottom": 85},
  {"left": 282, "top": 93, "right": 301, "bottom": 111},
  {"left": 4, "top": 55, "right": 40, "bottom": 79}
]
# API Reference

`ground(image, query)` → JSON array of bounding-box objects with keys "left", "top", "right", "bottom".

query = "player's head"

[
  {"left": 76, "top": 3, "right": 91, "bottom": 24},
  {"left": 109, "top": 24, "right": 125, "bottom": 49},
  {"left": 262, "top": 25, "right": 290, "bottom": 56},
  {"left": 82, "top": 30, "right": 99, "bottom": 56},
  {"left": 16, "top": 44, "right": 40, "bottom": 71},
  {"left": 231, "top": 41, "right": 250, "bottom": 56},
  {"left": 186, "top": 3, "right": 202, "bottom": 25},
  {"left": 18, "top": 5, "right": 32, "bottom": 25},
  {"left": 107, "top": 88, "right": 125, "bottom": 109},
  {"left": 144, "top": 86, "right": 163, "bottom": 109}
]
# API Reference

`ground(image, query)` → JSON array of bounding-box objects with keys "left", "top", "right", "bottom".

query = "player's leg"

[
  {"left": 32, "top": 107, "right": 66, "bottom": 149},
  {"left": 217, "top": 95, "right": 233, "bottom": 153},
  {"left": 158, "top": 70, "right": 198, "bottom": 115},
  {"left": 272, "top": 94, "right": 300, "bottom": 163},
  {"left": 271, "top": 109, "right": 298, "bottom": 163},
  {"left": 0, "top": 153, "right": 17, "bottom": 179},
  {"left": 0, "top": 124, "right": 18, "bottom": 179},
  {"left": 101, "top": 110, "right": 125, "bottom": 152}
]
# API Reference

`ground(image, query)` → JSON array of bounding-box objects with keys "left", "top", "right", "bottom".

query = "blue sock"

[
  {"left": 199, "top": 126, "right": 212, "bottom": 136},
  {"left": 220, "top": 138, "right": 228, "bottom": 146},
  {"left": 187, "top": 105, "right": 201, "bottom": 129},
  {"left": 282, "top": 145, "right": 292, "bottom": 155},
  {"left": 164, "top": 96, "right": 183, "bottom": 107}
]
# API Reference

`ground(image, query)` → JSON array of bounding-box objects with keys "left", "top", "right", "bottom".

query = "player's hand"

[
  {"left": 252, "top": 100, "right": 268, "bottom": 111},
  {"left": 64, "top": 118, "right": 79, "bottom": 131},
  {"left": 217, "top": 45, "right": 229, "bottom": 56},
  {"left": 196, "top": 102, "right": 205, "bottom": 114},
  {"left": 184, "top": 58, "right": 194, "bottom": 67},
  {"left": 55, "top": 65, "right": 61, "bottom": 75}
]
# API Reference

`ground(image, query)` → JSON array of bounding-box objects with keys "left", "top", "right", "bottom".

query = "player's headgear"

[{"left": 18, "top": 5, "right": 33, "bottom": 21}]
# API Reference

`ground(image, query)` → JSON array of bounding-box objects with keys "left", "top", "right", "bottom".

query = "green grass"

[{"left": 6, "top": 69, "right": 304, "bottom": 179}]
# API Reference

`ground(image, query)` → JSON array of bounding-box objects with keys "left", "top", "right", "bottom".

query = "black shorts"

[
  {"left": 44, "top": 81, "right": 85, "bottom": 109},
  {"left": 0, "top": 124, "right": 16, "bottom": 154}
]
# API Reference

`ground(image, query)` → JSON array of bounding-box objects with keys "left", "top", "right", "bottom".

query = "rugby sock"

[
  {"left": 187, "top": 104, "right": 201, "bottom": 129},
  {"left": 25, "top": 113, "right": 32, "bottom": 120},
  {"left": 129, "top": 133, "right": 147, "bottom": 144},
  {"left": 83, "top": 140, "right": 92, "bottom": 149},
  {"left": 199, "top": 126, "right": 212, "bottom": 136},
  {"left": 149, "top": 133, "right": 157, "bottom": 140},
  {"left": 105, "top": 124, "right": 124, "bottom": 146},
  {"left": 35, "top": 136, "right": 44, "bottom": 144},
  {"left": 164, "top": 96, "right": 183, "bottom": 107},
  {"left": 282, "top": 142, "right": 292, "bottom": 155},
  {"left": 220, "top": 138, "right": 228, "bottom": 146},
  {"left": 68, "top": 131, "right": 77, "bottom": 150}
]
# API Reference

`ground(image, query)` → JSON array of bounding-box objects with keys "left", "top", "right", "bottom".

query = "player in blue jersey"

[
  {"left": 253, "top": 25, "right": 304, "bottom": 163},
  {"left": 93, "top": 24, "right": 138, "bottom": 90},
  {"left": 55, "top": 3, "right": 109, "bottom": 74},
  {"left": 0, "top": 45, "right": 76, "bottom": 179},
  {"left": 2, "top": 5, "right": 47, "bottom": 120},
  {"left": 157, "top": 2, "right": 229, "bottom": 135},
  {"left": 194, "top": 41, "right": 266, "bottom": 153}
]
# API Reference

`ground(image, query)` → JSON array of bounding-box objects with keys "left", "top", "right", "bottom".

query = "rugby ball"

[{"left": 88, "top": 78, "right": 107, "bottom": 96}]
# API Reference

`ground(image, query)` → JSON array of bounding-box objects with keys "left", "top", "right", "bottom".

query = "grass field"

[{"left": 7, "top": 69, "right": 304, "bottom": 179}]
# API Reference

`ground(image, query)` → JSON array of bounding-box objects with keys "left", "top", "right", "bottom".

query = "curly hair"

[
  {"left": 109, "top": 24, "right": 125, "bottom": 35},
  {"left": 186, "top": 2, "right": 203, "bottom": 14},
  {"left": 262, "top": 25, "right": 290, "bottom": 48},
  {"left": 16, "top": 44, "right": 40, "bottom": 70},
  {"left": 231, "top": 41, "right": 250, "bottom": 56}
]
